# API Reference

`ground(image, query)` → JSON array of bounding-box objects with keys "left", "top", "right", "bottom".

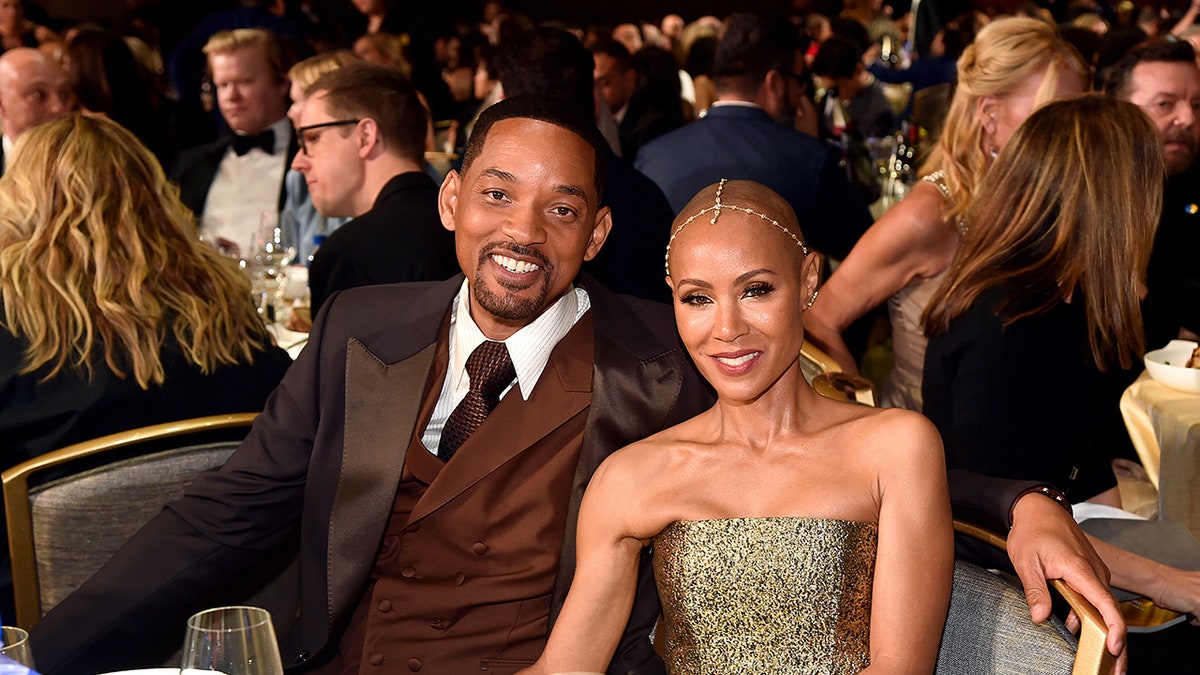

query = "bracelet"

[{"left": 1008, "top": 484, "right": 1073, "bottom": 528}]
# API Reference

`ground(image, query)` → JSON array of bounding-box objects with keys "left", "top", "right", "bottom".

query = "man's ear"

[
  {"left": 438, "top": 169, "right": 460, "bottom": 232},
  {"left": 764, "top": 68, "right": 788, "bottom": 101},
  {"left": 583, "top": 205, "right": 613, "bottom": 261},
  {"left": 357, "top": 118, "right": 380, "bottom": 157}
]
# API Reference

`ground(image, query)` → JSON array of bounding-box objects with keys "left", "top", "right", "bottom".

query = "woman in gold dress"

[{"left": 523, "top": 179, "right": 953, "bottom": 674}]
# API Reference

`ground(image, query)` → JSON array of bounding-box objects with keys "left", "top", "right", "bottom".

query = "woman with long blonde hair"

[
  {"left": 0, "top": 113, "right": 291, "bottom": 463},
  {"left": 805, "top": 16, "right": 1088, "bottom": 410}
]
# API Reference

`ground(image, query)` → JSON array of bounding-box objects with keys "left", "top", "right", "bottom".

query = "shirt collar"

[{"left": 448, "top": 279, "right": 591, "bottom": 401}]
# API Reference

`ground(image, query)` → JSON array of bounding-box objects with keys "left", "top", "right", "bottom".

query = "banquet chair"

[
  {"left": 2, "top": 413, "right": 299, "bottom": 637},
  {"left": 800, "top": 341, "right": 876, "bottom": 405},
  {"left": 936, "top": 520, "right": 1113, "bottom": 675}
]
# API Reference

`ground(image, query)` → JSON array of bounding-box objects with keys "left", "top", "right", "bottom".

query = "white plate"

[{"left": 1144, "top": 340, "right": 1200, "bottom": 394}]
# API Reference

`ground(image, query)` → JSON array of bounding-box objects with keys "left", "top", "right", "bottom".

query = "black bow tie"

[{"left": 232, "top": 129, "right": 275, "bottom": 156}]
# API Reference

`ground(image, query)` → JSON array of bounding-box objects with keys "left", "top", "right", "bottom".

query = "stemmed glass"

[
  {"left": 181, "top": 606, "right": 284, "bottom": 675},
  {"left": 246, "top": 212, "right": 297, "bottom": 319}
]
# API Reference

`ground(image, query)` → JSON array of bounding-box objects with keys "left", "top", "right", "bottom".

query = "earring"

[
  {"left": 988, "top": 145, "right": 999, "bottom": 159},
  {"left": 805, "top": 289, "right": 819, "bottom": 310}
]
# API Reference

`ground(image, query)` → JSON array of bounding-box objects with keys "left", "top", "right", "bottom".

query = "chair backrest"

[
  {"left": 800, "top": 341, "right": 876, "bottom": 405},
  {"left": 2, "top": 413, "right": 298, "bottom": 634},
  {"left": 937, "top": 520, "right": 1113, "bottom": 675}
]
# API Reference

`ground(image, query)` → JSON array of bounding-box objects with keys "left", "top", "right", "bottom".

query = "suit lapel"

[
  {"left": 409, "top": 315, "right": 595, "bottom": 523},
  {"left": 327, "top": 337, "right": 435, "bottom": 613}
]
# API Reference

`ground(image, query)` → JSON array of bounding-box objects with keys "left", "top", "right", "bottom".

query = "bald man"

[{"left": 0, "top": 47, "right": 71, "bottom": 173}]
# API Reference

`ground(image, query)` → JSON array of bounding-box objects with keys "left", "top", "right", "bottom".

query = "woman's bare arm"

[
  {"left": 806, "top": 183, "right": 960, "bottom": 374},
  {"left": 521, "top": 453, "right": 651, "bottom": 674},
  {"left": 861, "top": 412, "right": 954, "bottom": 674}
]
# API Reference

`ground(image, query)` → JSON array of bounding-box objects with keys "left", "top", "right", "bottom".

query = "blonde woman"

[
  {"left": 0, "top": 114, "right": 291, "bottom": 464},
  {"left": 805, "top": 16, "right": 1087, "bottom": 410}
]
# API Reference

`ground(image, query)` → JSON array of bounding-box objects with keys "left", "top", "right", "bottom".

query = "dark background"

[{"left": 36, "top": 0, "right": 801, "bottom": 28}]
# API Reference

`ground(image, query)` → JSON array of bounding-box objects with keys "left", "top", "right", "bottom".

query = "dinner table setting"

[{"left": 1121, "top": 339, "right": 1200, "bottom": 541}]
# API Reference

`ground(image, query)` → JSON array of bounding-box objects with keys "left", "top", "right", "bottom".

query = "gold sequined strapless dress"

[{"left": 652, "top": 517, "right": 878, "bottom": 674}]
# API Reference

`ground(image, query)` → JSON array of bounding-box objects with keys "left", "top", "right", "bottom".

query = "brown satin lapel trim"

[
  {"left": 409, "top": 314, "right": 595, "bottom": 523},
  {"left": 327, "top": 337, "right": 436, "bottom": 619},
  {"left": 550, "top": 333, "right": 686, "bottom": 625}
]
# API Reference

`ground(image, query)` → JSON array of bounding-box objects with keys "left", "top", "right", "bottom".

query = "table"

[{"left": 1120, "top": 372, "right": 1200, "bottom": 539}]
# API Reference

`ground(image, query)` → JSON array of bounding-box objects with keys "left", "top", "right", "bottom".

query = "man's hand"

[{"left": 1007, "top": 493, "right": 1127, "bottom": 673}]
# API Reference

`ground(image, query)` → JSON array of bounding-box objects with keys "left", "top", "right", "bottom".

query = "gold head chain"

[{"left": 664, "top": 178, "right": 809, "bottom": 275}]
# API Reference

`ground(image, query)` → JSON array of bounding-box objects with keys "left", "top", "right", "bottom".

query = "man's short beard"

[{"left": 471, "top": 243, "right": 554, "bottom": 322}]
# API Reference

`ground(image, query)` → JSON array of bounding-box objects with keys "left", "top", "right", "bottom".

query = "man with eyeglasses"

[
  {"left": 171, "top": 28, "right": 294, "bottom": 256},
  {"left": 293, "top": 62, "right": 457, "bottom": 317}
]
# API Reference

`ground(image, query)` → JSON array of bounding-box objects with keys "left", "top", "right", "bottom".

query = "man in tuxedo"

[
  {"left": 0, "top": 47, "right": 71, "bottom": 174},
  {"left": 171, "top": 28, "right": 293, "bottom": 255},
  {"left": 634, "top": 12, "right": 873, "bottom": 261},
  {"left": 1106, "top": 38, "right": 1200, "bottom": 347},
  {"left": 32, "top": 97, "right": 1129, "bottom": 675},
  {"left": 294, "top": 62, "right": 458, "bottom": 317}
]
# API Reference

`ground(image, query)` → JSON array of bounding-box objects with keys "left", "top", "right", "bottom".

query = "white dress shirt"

[
  {"left": 421, "top": 279, "right": 591, "bottom": 454},
  {"left": 201, "top": 117, "right": 293, "bottom": 253}
]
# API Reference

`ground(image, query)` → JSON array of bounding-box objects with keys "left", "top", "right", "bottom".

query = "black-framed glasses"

[{"left": 296, "top": 119, "right": 361, "bottom": 156}]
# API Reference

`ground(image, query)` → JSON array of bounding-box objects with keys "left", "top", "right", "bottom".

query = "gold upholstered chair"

[{"left": 1, "top": 413, "right": 298, "bottom": 636}]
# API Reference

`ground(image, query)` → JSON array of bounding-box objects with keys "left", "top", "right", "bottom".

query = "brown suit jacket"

[{"left": 31, "top": 274, "right": 714, "bottom": 675}]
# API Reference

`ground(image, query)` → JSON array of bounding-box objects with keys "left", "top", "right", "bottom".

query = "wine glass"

[
  {"left": 181, "top": 606, "right": 283, "bottom": 675},
  {"left": 0, "top": 626, "right": 34, "bottom": 667}
]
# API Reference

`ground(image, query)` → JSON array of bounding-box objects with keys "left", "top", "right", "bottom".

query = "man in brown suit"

[{"left": 32, "top": 96, "right": 1129, "bottom": 674}]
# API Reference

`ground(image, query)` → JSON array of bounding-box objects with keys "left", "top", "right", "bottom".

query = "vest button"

[
  {"left": 472, "top": 542, "right": 489, "bottom": 555},
  {"left": 408, "top": 657, "right": 422, "bottom": 671},
  {"left": 368, "top": 653, "right": 384, "bottom": 666},
  {"left": 378, "top": 599, "right": 393, "bottom": 613},
  {"left": 454, "top": 572, "right": 466, "bottom": 586},
  {"left": 401, "top": 566, "right": 416, "bottom": 578},
  {"left": 430, "top": 619, "right": 445, "bottom": 630},
  {"left": 293, "top": 651, "right": 310, "bottom": 664}
]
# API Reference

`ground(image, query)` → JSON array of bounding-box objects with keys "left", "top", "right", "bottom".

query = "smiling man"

[
  {"left": 30, "top": 95, "right": 713, "bottom": 675},
  {"left": 293, "top": 62, "right": 456, "bottom": 316}
]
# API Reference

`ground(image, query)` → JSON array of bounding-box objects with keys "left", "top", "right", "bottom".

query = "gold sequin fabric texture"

[{"left": 652, "top": 517, "right": 878, "bottom": 674}]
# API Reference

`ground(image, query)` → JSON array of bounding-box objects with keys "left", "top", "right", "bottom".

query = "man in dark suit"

[
  {"left": 294, "top": 63, "right": 457, "bottom": 318},
  {"left": 634, "top": 12, "right": 873, "bottom": 261},
  {"left": 1105, "top": 38, "right": 1200, "bottom": 348},
  {"left": 171, "top": 28, "right": 294, "bottom": 255},
  {"left": 31, "top": 97, "right": 1129, "bottom": 675},
  {"left": 0, "top": 47, "right": 71, "bottom": 175}
]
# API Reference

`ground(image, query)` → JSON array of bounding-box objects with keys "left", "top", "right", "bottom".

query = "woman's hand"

[{"left": 1009, "top": 496, "right": 1128, "bottom": 670}]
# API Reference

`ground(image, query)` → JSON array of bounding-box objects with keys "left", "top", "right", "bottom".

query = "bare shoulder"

[
  {"left": 876, "top": 182, "right": 955, "bottom": 244},
  {"left": 837, "top": 405, "right": 944, "bottom": 466},
  {"left": 589, "top": 415, "right": 707, "bottom": 494}
]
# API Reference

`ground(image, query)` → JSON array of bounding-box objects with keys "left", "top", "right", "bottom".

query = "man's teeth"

[
  {"left": 492, "top": 254, "right": 541, "bottom": 274},
  {"left": 715, "top": 353, "right": 758, "bottom": 366}
]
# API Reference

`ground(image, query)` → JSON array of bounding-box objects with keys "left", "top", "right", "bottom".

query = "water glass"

[
  {"left": 0, "top": 626, "right": 34, "bottom": 667},
  {"left": 181, "top": 606, "right": 283, "bottom": 675}
]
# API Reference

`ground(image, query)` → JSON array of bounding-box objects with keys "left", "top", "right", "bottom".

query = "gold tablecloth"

[{"left": 1120, "top": 372, "right": 1200, "bottom": 538}]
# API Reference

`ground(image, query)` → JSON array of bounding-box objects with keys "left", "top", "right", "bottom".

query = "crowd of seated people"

[{"left": 1, "top": 0, "right": 1199, "bottom": 672}]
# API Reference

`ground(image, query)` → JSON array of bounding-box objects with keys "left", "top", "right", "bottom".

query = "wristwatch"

[{"left": 1008, "top": 484, "right": 1073, "bottom": 528}]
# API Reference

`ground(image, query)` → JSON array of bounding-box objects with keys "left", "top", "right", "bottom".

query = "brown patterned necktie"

[{"left": 439, "top": 340, "right": 515, "bottom": 460}]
